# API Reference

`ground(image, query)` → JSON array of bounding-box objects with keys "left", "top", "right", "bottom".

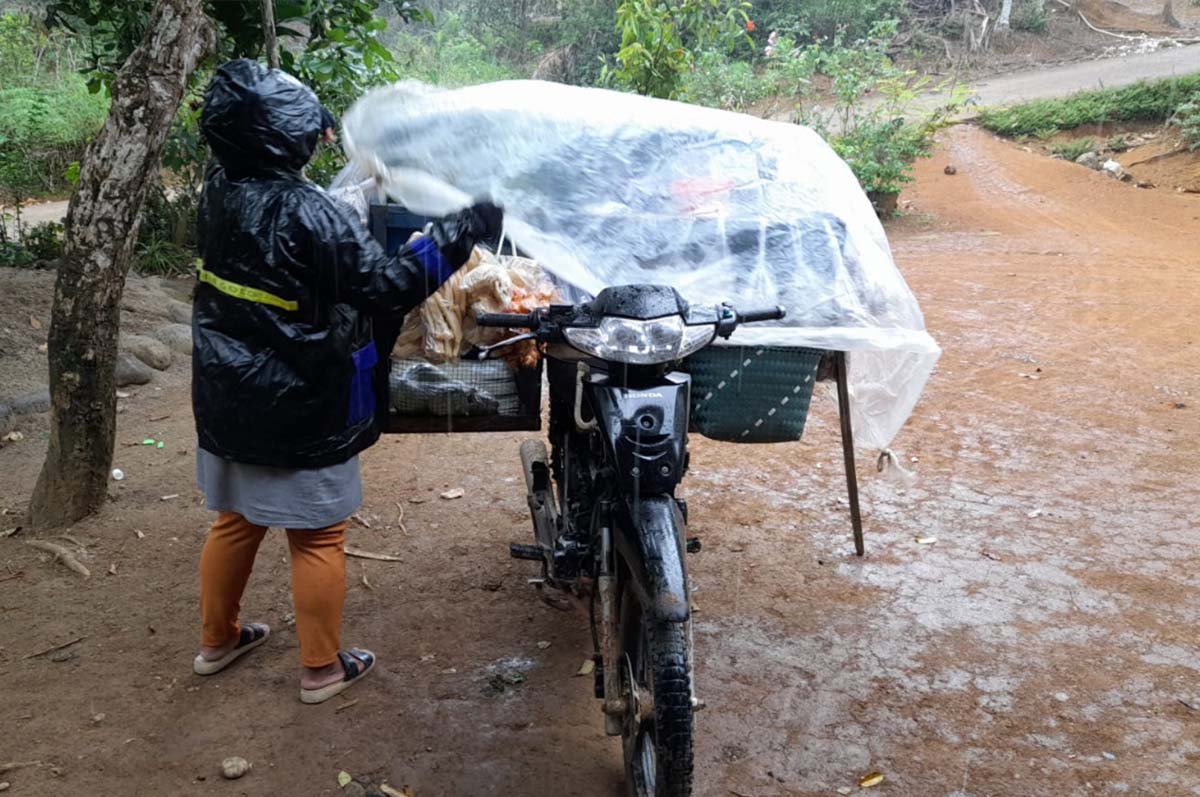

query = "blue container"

[{"left": 369, "top": 203, "right": 432, "bottom": 256}]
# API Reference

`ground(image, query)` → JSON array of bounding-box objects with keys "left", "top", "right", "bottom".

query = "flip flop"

[
  {"left": 192, "top": 623, "right": 271, "bottom": 676},
  {"left": 299, "top": 648, "right": 376, "bottom": 705}
]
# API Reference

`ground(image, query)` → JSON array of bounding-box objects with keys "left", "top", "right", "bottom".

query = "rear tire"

[{"left": 621, "top": 583, "right": 694, "bottom": 797}]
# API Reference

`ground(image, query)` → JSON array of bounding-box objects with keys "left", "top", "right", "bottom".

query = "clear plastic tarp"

[{"left": 338, "top": 80, "right": 939, "bottom": 449}]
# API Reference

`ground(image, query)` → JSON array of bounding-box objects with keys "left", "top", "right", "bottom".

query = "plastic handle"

[
  {"left": 476, "top": 312, "right": 535, "bottom": 328},
  {"left": 738, "top": 305, "right": 787, "bottom": 324}
]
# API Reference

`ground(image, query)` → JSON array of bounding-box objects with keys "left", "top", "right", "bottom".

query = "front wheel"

[{"left": 620, "top": 582, "right": 694, "bottom": 797}]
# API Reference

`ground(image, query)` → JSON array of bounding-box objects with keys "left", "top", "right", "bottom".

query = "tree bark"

[
  {"left": 997, "top": 0, "right": 1014, "bottom": 32},
  {"left": 262, "top": 0, "right": 280, "bottom": 69},
  {"left": 28, "top": 0, "right": 214, "bottom": 528},
  {"left": 1162, "top": 0, "right": 1181, "bottom": 28}
]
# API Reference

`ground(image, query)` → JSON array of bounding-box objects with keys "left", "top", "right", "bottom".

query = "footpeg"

[{"left": 509, "top": 543, "right": 544, "bottom": 561}]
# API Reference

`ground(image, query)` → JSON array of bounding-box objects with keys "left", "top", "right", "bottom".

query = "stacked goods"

[{"left": 388, "top": 234, "right": 556, "bottom": 417}]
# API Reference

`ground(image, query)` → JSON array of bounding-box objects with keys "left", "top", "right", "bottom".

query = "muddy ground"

[{"left": 1, "top": 124, "right": 1199, "bottom": 796}]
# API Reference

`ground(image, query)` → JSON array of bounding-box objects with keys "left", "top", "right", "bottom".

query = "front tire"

[{"left": 621, "top": 583, "right": 694, "bottom": 797}]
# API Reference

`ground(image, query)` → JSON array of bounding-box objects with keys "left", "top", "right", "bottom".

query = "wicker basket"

[{"left": 684, "top": 346, "right": 823, "bottom": 444}]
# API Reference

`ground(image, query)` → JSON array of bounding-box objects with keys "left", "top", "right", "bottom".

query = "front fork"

[
  {"left": 597, "top": 523, "right": 702, "bottom": 736},
  {"left": 598, "top": 523, "right": 625, "bottom": 736}
]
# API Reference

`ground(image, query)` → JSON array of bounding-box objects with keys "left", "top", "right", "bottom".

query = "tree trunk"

[
  {"left": 262, "top": 0, "right": 280, "bottom": 69},
  {"left": 997, "top": 0, "right": 1014, "bottom": 32},
  {"left": 27, "top": 0, "right": 214, "bottom": 529},
  {"left": 1162, "top": 0, "right": 1181, "bottom": 28}
]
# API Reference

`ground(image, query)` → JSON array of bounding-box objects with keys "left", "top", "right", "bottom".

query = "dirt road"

[{"left": 1, "top": 125, "right": 1197, "bottom": 795}]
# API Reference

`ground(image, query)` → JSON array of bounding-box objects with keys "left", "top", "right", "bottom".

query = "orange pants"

[{"left": 199, "top": 511, "right": 347, "bottom": 668}]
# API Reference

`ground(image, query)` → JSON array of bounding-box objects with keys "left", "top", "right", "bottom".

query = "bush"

[
  {"left": 751, "top": 0, "right": 903, "bottom": 43},
  {"left": 683, "top": 50, "right": 769, "bottom": 110},
  {"left": 0, "top": 13, "right": 109, "bottom": 203},
  {"left": 22, "top": 221, "right": 64, "bottom": 261},
  {"left": 1012, "top": 1, "right": 1050, "bottom": 33},
  {"left": 1170, "top": 93, "right": 1200, "bottom": 151},
  {"left": 392, "top": 13, "right": 522, "bottom": 87},
  {"left": 978, "top": 74, "right": 1200, "bottom": 137},
  {"left": 1049, "top": 137, "right": 1095, "bottom": 161}
]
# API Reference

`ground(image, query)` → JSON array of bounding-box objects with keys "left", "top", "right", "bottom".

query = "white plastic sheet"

[{"left": 339, "top": 79, "right": 939, "bottom": 449}]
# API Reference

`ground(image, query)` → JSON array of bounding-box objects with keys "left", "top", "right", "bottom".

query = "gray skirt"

[{"left": 196, "top": 448, "right": 363, "bottom": 530}]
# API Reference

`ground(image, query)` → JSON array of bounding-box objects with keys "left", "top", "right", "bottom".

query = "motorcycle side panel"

[{"left": 615, "top": 495, "right": 690, "bottom": 623}]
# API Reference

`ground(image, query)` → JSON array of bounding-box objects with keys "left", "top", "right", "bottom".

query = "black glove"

[{"left": 427, "top": 200, "right": 505, "bottom": 267}]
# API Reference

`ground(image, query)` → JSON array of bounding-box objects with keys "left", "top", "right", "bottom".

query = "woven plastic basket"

[{"left": 684, "top": 346, "right": 823, "bottom": 444}]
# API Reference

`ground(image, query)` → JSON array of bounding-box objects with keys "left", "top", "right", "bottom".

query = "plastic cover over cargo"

[{"left": 339, "top": 80, "right": 939, "bottom": 449}]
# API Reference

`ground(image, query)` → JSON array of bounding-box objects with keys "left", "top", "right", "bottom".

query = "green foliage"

[
  {"left": 681, "top": 49, "right": 767, "bottom": 109},
  {"left": 22, "top": 220, "right": 65, "bottom": 261},
  {"left": 749, "top": 0, "right": 903, "bottom": 43},
  {"left": 47, "top": 0, "right": 430, "bottom": 112},
  {"left": 604, "top": 0, "right": 751, "bottom": 99},
  {"left": 0, "top": 12, "right": 108, "bottom": 202},
  {"left": 978, "top": 74, "right": 1200, "bottom": 137},
  {"left": 1170, "top": 93, "right": 1200, "bottom": 151},
  {"left": 1049, "top": 137, "right": 1095, "bottom": 161},
  {"left": 393, "top": 11, "right": 521, "bottom": 86},
  {"left": 797, "top": 22, "right": 963, "bottom": 199},
  {"left": 1011, "top": 0, "right": 1049, "bottom": 33}
]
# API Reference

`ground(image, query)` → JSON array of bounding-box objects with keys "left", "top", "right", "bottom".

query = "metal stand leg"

[{"left": 834, "top": 351, "right": 865, "bottom": 557}]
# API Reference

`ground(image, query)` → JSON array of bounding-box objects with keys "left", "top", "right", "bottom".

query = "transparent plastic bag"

[{"left": 341, "top": 80, "right": 940, "bottom": 448}]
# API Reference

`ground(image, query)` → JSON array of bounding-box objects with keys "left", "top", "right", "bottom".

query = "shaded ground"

[{"left": 2, "top": 125, "right": 1199, "bottom": 795}]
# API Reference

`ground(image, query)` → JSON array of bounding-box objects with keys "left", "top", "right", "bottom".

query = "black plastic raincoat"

[{"left": 193, "top": 59, "right": 491, "bottom": 468}]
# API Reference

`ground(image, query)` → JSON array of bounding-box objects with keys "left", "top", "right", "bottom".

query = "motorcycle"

[{"left": 475, "top": 286, "right": 785, "bottom": 797}]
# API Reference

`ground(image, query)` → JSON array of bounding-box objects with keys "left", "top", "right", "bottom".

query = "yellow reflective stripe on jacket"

[{"left": 196, "top": 265, "right": 299, "bottom": 313}]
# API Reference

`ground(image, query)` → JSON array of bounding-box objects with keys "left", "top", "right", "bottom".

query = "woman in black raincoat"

[{"left": 190, "top": 59, "right": 501, "bottom": 704}]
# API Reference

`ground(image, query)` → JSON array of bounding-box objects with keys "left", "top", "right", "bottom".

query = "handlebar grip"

[
  {"left": 475, "top": 312, "right": 536, "bottom": 328},
  {"left": 738, "top": 305, "right": 787, "bottom": 324}
]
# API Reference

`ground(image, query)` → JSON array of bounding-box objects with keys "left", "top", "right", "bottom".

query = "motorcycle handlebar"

[
  {"left": 476, "top": 312, "right": 537, "bottom": 329},
  {"left": 736, "top": 305, "right": 787, "bottom": 324}
]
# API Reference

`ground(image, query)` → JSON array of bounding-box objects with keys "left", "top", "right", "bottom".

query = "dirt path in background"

[{"left": 1, "top": 126, "right": 1199, "bottom": 796}]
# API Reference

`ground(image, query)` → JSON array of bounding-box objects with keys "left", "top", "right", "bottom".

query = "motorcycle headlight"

[{"left": 564, "top": 317, "right": 716, "bottom": 365}]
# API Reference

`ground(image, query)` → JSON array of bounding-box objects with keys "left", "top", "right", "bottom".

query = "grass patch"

[
  {"left": 978, "top": 74, "right": 1200, "bottom": 137},
  {"left": 1049, "top": 137, "right": 1095, "bottom": 161}
]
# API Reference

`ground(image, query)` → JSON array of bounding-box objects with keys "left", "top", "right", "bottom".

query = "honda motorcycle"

[{"left": 476, "top": 286, "right": 785, "bottom": 797}]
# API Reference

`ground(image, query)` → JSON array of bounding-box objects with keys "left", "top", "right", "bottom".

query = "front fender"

[{"left": 614, "top": 495, "right": 689, "bottom": 623}]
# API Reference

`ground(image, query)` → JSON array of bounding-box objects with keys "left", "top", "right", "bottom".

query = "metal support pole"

[{"left": 834, "top": 351, "right": 865, "bottom": 556}]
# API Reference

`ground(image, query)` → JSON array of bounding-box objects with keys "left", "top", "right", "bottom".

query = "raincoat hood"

[{"left": 201, "top": 59, "right": 324, "bottom": 177}]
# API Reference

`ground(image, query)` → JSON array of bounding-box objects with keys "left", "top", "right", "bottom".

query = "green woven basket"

[{"left": 684, "top": 346, "right": 823, "bottom": 444}]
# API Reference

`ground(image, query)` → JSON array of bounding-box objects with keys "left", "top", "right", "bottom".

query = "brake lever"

[{"left": 473, "top": 332, "right": 538, "bottom": 360}]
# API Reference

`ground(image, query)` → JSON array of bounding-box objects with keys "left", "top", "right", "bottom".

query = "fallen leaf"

[
  {"left": 408, "top": 497, "right": 428, "bottom": 504},
  {"left": 115, "top": 391, "right": 131, "bottom": 399},
  {"left": 160, "top": 494, "right": 179, "bottom": 501},
  {"left": 134, "top": 530, "right": 145, "bottom": 539},
  {"left": 337, "top": 771, "right": 353, "bottom": 788},
  {"left": 3, "top": 432, "right": 24, "bottom": 443},
  {"left": 107, "top": 563, "right": 118, "bottom": 576},
  {"left": 837, "top": 788, "right": 853, "bottom": 796},
  {"left": 29, "top": 315, "right": 41, "bottom": 330},
  {"left": 536, "top": 640, "right": 551, "bottom": 650},
  {"left": 37, "top": 343, "right": 48, "bottom": 354},
  {"left": 440, "top": 488, "right": 465, "bottom": 500},
  {"left": 915, "top": 536, "right": 937, "bottom": 545},
  {"left": 859, "top": 772, "right": 885, "bottom": 788},
  {"left": 577, "top": 659, "right": 596, "bottom": 677}
]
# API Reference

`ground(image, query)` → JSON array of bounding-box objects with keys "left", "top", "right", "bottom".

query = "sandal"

[
  {"left": 299, "top": 648, "right": 376, "bottom": 705},
  {"left": 193, "top": 623, "right": 271, "bottom": 676}
]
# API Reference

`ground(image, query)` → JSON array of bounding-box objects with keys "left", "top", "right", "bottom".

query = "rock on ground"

[
  {"left": 167, "top": 299, "right": 192, "bottom": 325},
  {"left": 1075, "top": 151, "right": 1102, "bottom": 170},
  {"left": 120, "top": 333, "right": 173, "bottom": 371},
  {"left": 115, "top": 354, "right": 154, "bottom": 387},
  {"left": 153, "top": 323, "right": 193, "bottom": 356}
]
